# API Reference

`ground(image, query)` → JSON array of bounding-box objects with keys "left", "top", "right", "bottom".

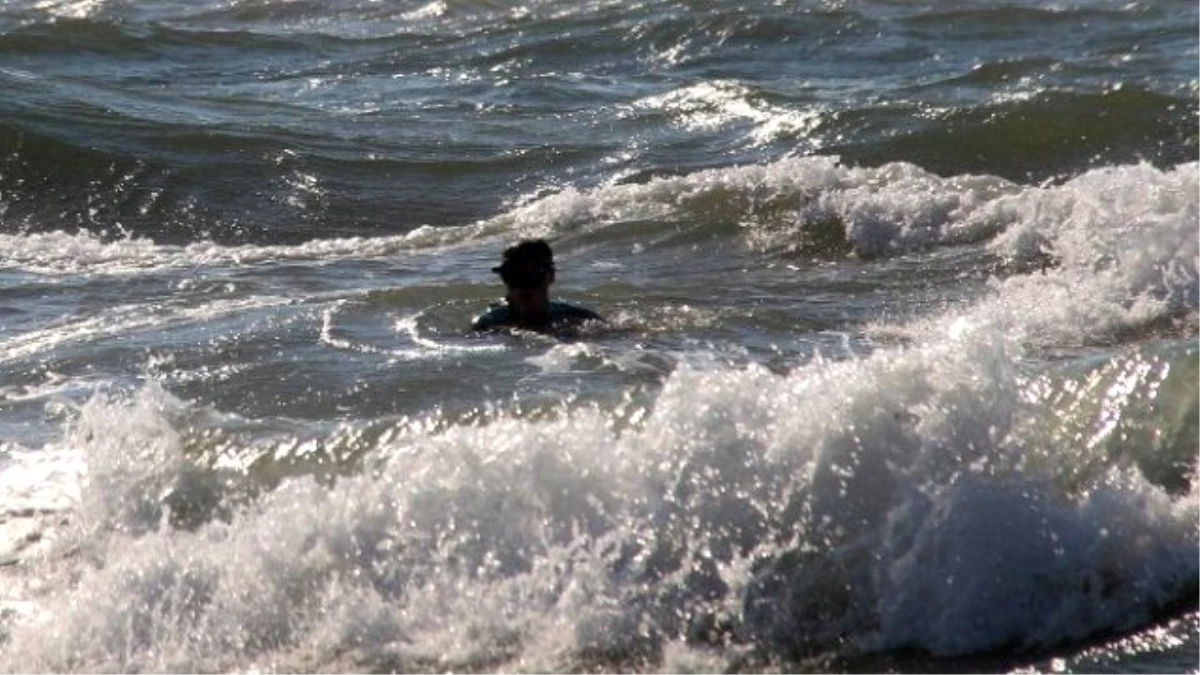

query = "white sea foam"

[
  {"left": 0, "top": 444, "right": 83, "bottom": 514},
  {"left": 488, "top": 155, "right": 1021, "bottom": 256},
  {"left": 2, "top": 318, "right": 1194, "bottom": 671},
  {"left": 996, "top": 163, "right": 1198, "bottom": 314},
  {"left": 0, "top": 230, "right": 423, "bottom": 277},
  {"left": 904, "top": 161, "right": 1199, "bottom": 347},
  {"left": 0, "top": 160, "right": 1195, "bottom": 671},
  {"left": 500, "top": 159, "right": 1198, "bottom": 269}
]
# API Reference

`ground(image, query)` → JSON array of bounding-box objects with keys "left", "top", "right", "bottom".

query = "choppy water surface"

[{"left": 0, "top": 1, "right": 1196, "bottom": 672}]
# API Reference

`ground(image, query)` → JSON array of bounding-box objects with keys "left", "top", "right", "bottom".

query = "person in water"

[{"left": 472, "top": 239, "right": 602, "bottom": 333}]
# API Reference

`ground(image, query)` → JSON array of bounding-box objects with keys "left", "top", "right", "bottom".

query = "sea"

[{"left": 0, "top": 0, "right": 1196, "bottom": 672}]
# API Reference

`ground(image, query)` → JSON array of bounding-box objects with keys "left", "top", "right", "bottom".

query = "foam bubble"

[{"left": 0, "top": 229, "right": 446, "bottom": 278}]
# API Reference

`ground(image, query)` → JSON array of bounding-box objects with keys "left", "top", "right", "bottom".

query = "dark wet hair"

[{"left": 493, "top": 239, "right": 554, "bottom": 289}]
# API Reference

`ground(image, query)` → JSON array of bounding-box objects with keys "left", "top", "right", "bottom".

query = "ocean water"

[{"left": 0, "top": 0, "right": 1197, "bottom": 672}]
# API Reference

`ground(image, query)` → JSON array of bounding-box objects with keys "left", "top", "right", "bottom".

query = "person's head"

[{"left": 493, "top": 239, "right": 556, "bottom": 318}]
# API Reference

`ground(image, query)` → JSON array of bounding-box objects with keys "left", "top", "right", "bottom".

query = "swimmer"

[{"left": 472, "top": 239, "right": 602, "bottom": 333}]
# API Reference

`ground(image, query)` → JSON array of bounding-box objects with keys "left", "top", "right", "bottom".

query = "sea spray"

[{"left": 2, "top": 294, "right": 1194, "bottom": 671}]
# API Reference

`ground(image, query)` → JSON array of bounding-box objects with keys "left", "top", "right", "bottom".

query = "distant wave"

[
  {"left": 837, "top": 87, "right": 1198, "bottom": 182},
  {"left": 1, "top": 0, "right": 1193, "bottom": 244},
  {"left": 4, "top": 159, "right": 1195, "bottom": 275}
]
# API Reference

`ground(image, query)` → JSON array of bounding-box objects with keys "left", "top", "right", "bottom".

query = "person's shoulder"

[
  {"left": 472, "top": 302, "right": 513, "bottom": 331},
  {"left": 549, "top": 300, "right": 603, "bottom": 323}
]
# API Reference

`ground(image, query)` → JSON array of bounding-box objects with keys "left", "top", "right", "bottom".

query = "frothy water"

[
  {"left": 0, "top": 0, "right": 1196, "bottom": 671},
  {"left": 2, "top": 160, "right": 1197, "bottom": 672},
  {"left": 1, "top": 325, "right": 1195, "bottom": 671}
]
